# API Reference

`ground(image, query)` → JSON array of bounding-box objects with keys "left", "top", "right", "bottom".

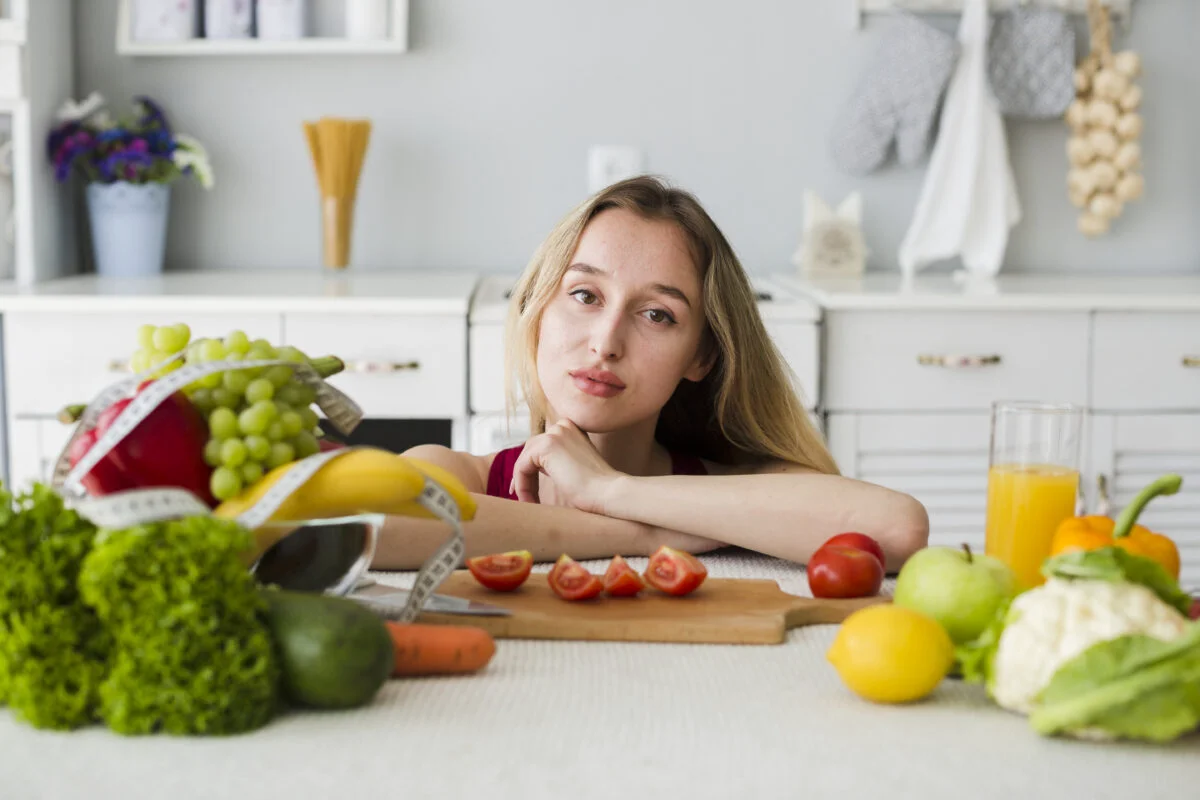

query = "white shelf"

[
  {"left": 118, "top": 36, "right": 408, "bottom": 57},
  {"left": 116, "top": 0, "right": 409, "bottom": 57},
  {"left": 851, "top": 0, "right": 1134, "bottom": 28}
]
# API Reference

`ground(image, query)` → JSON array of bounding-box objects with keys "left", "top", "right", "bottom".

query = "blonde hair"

[{"left": 504, "top": 175, "right": 839, "bottom": 474}]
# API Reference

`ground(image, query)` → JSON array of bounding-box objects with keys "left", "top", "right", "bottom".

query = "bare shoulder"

[
  {"left": 702, "top": 458, "right": 820, "bottom": 476},
  {"left": 402, "top": 443, "right": 493, "bottom": 494}
]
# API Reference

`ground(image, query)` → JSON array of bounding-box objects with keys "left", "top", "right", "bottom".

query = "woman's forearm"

[
  {"left": 600, "top": 473, "right": 929, "bottom": 571},
  {"left": 372, "top": 493, "right": 704, "bottom": 570}
]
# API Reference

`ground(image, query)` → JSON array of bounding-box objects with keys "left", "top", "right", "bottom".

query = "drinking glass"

[{"left": 985, "top": 401, "right": 1083, "bottom": 590}]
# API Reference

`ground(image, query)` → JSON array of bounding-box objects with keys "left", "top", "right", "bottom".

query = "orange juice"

[{"left": 985, "top": 464, "right": 1080, "bottom": 590}]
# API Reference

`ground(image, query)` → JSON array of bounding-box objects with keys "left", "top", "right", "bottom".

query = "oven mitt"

[
  {"left": 988, "top": 5, "right": 1075, "bottom": 119},
  {"left": 830, "top": 13, "right": 959, "bottom": 176}
]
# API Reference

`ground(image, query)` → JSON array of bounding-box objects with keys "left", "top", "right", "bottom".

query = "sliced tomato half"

[
  {"left": 466, "top": 549, "right": 534, "bottom": 592},
  {"left": 547, "top": 554, "right": 603, "bottom": 601},
  {"left": 602, "top": 555, "right": 645, "bottom": 597},
  {"left": 643, "top": 546, "right": 708, "bottom": 596}
]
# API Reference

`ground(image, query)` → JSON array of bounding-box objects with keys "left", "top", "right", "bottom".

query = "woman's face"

[{"left": 536, "top": 208, "right": 711, "bottom": 433}]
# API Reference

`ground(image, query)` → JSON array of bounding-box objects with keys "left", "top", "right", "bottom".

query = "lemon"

[{"left": 826, "top": 604, "right": 954, "bottom": 704}]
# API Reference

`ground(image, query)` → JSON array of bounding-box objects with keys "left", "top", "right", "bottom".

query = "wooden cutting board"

[{"left": 412, "top": 571, "right": 887, "bottom": 645}]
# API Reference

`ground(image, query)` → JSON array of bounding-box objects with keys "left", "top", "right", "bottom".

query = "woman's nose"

[{"left": 588, "top": 311, "right": 624, "bottom": 360}]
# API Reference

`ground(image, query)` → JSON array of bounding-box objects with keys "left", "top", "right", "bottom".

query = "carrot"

[{"left": 385, "top": 622, "right": 497, "bottom": 677}]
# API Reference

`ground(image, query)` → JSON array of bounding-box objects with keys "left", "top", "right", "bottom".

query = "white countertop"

[
  {"left": 0, "top": 270, "right": 482, "bottom": 315},
  {"left": 775, "top": 271, "right": 1200, "bottom": 311},
  {"left": 3, "top": 551, "right": 1196, "bottom": 800},
  {"left": 470, "top": 275, "right": 822, "bottom": 324}
]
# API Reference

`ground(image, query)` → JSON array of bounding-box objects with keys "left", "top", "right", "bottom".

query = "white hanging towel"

[{"left": 898, "top": 0, "right": 1021, "bottom": 278}]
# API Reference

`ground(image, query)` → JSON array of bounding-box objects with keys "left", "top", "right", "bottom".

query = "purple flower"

[{"left": 129, "top": 138, "right": 149, "bottom": 153}]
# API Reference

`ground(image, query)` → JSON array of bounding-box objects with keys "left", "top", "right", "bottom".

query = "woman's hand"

[{"left": 510, "top": 420, "right": 623, "bottom": 514}]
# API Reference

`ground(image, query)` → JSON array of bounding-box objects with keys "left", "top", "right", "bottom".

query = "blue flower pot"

[{"left": 86, "top": 181, "right": 171, "bottom": 277}]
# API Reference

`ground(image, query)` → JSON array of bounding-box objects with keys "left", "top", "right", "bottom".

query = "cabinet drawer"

[
  {"left": 3, "top": 311, "right": 282, "bottom": 416},
  {"left": 824, "top": 311, "right": 1090, "bottom": 411},
  {"left": 1093, "top": 312, "right": 1200, "bottom": 411},
  {"left": 284, "top": 313, "right": 466, "bottom": 418},
  {"left": 764, "top": 320, "right": 819, "bottom": 410}
]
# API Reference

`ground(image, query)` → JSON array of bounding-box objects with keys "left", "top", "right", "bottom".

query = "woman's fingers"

[{"left": 510, "top": 437, "right": 544, "bottom": 503}]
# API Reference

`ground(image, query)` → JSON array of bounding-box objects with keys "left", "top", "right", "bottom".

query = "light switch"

[{"left": 587, "top": 146, "right": 644, "bottom": 194}]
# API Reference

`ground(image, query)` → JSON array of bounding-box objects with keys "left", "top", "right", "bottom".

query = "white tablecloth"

[{"left": 2, "top": 551, "right": 1198, "bottom": 800}]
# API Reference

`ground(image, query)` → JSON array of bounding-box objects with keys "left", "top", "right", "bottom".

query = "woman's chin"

[{"left": 546, "top": 394, "right": 630, "bottom": 433}]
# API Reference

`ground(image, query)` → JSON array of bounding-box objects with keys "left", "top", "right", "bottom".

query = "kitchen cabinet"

[
  {"left": 827, "top": 412, "right": 991, "bottom": 553},
  {"left": 780, "top": 272, "right": 1200, "bottom": 589},
  {"left": 1088, "top": 414, "right": 1200, "bottom": 591},
  {"left": 0, "top": 271, "right": 478, "bottom": 489}
]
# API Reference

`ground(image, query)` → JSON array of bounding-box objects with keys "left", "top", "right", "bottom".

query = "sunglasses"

[{"left": 249, "top": 513, "right": 384, "bottom": 596}]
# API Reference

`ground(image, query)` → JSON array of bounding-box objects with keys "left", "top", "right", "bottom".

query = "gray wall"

[{"left": 74, "top": 0, "right": 1200, "bottom": 275}]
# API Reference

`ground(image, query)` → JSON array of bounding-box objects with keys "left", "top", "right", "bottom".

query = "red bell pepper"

[{"left": 68, "top": 380, "right": 216, "bottom": 506}]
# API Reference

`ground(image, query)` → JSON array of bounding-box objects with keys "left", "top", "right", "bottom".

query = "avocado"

[{"left": 260, "top": 589, "right": 394, "bottom": 710}]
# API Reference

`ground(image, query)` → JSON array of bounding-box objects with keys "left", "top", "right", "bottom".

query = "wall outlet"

[{"left": 587, "top": 146, "right": 644, "bottom": 194}]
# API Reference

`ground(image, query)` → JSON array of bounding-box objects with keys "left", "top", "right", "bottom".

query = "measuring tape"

[
  {"left": 52, "top": 355, "right": 362, "bottom": 498},
  {"left": 52, "top": 356, "right": 465, "bottom": 623}
]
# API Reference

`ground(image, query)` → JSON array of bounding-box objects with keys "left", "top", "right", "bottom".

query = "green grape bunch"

[{"left": 129, "top": 324, "right": 331, "bottom": 503}]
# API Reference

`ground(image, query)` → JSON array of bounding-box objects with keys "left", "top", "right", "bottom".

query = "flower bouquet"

[{"left": 47, "top": 93, "right": 213, "bottom": 277}]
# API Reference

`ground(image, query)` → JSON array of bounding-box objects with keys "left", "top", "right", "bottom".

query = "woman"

[{"left": 377, "top": 176, "right": 928, "bottom": 571}]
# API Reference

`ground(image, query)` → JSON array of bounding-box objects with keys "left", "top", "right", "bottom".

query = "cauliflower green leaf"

[{"left": 1030, "top": 623, "right": 1200, "bottom": 743}]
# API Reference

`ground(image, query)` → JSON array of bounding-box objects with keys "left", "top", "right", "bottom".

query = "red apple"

[
  {"left": 821, "top": 532, "right": 886, "bottom": 570},
  {"left": 808, "top": 545, "right": 885, "bottom": 599}
]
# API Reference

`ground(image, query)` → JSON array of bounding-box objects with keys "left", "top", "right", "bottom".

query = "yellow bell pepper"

[{"left": 1048, "top": 474, "right": 1182, "bottom": 580}]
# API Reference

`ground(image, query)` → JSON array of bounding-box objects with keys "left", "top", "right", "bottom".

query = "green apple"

[{"left": 892, "top": 545, "right": 1016, "bottom": 644}]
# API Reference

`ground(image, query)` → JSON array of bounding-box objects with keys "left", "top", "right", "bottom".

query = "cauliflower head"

[{"left": 990, "top": 577, "right": 1190, "bottom": 714}]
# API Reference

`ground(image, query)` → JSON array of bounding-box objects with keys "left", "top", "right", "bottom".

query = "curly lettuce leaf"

[
  {"left": 1042, "top": 547, "right": 1191, "bottom": 616},
  {"left": 80, "top": 515, "right": 280, "bottom": 736},
  {"left": 1030, "top": 624, "right": 1200, "bottom": 742},
  {"left": 0, "top": 482, "right": 106, "bottom": 728}
]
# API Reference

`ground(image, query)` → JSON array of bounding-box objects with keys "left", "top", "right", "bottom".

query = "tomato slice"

[
  {"left": 643, "top": 546, "right": 708, "bottom": 596},
  {"left": 466, "top": 550, "right": 534, "bottom": 592},
  {"left": 602, "top": 555, "right": 645, "bottom": 597},
  {"left": 547, "top": 554, "right": 603, "bottom": 601}
]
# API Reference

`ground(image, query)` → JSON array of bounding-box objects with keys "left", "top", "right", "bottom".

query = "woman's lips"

[{"left": 569, "top": 368, "right": 626, "bottom": 398}]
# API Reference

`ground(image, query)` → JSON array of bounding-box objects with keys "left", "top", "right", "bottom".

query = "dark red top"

[{"left": 485, "top": 444, "right": 707, "bottom": 501}]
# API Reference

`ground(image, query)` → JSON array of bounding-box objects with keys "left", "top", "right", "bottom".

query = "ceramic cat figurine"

[{"left": 792, "top": 190, "right": 868, "bottom": 278}]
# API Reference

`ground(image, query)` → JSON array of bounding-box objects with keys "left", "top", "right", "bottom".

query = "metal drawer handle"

[
  {"left": 345, "top": 360, "right": 420, "bottom": 374},
  {"left": 1095, "top": 474, "right": 1111, "bottom": 517},
  {"left": 1183, "top": 356, "right": 1200, "bottom": 368},
  {"left": 916, "top": 354, "right": 1002, "bottom": 368}
]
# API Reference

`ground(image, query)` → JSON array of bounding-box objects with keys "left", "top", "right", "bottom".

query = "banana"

[{"left": 213, "top": 447, "right": 427, "bottom": 522}]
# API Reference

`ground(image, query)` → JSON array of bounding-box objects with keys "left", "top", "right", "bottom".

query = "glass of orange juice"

[{"left": 985, "top": 400, "right": 1083, "bottom": 590}]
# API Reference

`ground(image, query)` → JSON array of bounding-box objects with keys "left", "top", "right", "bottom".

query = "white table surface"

[{"left": 2, "top": 551, "right": 1197, "bottom": 800}]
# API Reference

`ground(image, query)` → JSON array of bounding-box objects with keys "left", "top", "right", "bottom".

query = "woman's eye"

[
  {"left": 569, "top": 289, "right": 598, "bottom": 305},
  {"left": 644, "top": 309, "right": 675, "bottom": 325}
]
